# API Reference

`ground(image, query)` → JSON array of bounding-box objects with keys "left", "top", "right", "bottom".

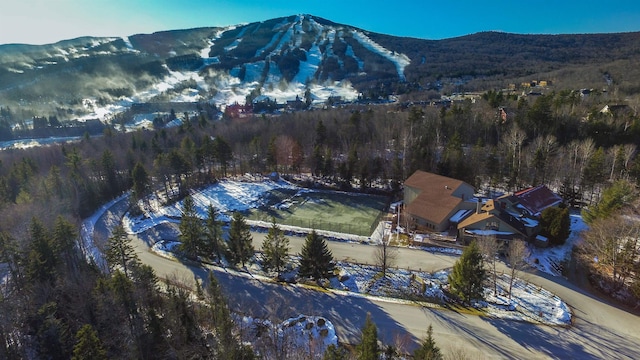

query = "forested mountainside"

[
  {"left": 1, "top": 13, "right": 640, "bottom": 359},
  {"left": 1, "top": 14, "right": 640, "bottom": 123}
]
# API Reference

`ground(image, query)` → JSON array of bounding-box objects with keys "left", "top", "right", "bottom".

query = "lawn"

[{"left": 247, "top": 188, "right": 390, "bottom": 236}]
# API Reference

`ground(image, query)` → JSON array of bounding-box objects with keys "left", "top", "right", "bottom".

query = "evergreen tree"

[
  {"left": 355, "top": 313, "right": 380, "bottom": 360},
  {"left": 100, "top": 149, "right": 119, "bottom": 199},
  {"left": 204, "top": 204, "right": 226, "bottom": 261},
  {"left": 261, "top": 218, "right": 289, "bottom": 274},
  {"left": 540, "top": 206, "right": 571, "bottom": 246},
  {"left": 206, "top": 271, "right": 256, "bottom": 360},
  {"left": 179, "top": 195, "right": 203, "bottom": 260},
  {"left": 581, "top": 147, "right": 607, "bottom": 203},
  {"left": 298, "top": 230, "right": 334, "bottom": 280},
  {"left": 51, "top": 215, "right": 76, "bottom": 257},
  {"left": 448, "top": 240, "right": 486, "bottom": 304},
  {"left": 227, "top": 212, "right": 254, "bottom": 267},
  {"left": 323, "top": 344, "right": 348, "bottom": 360},
  {"left": 72, "top": 324, "right": 107, "bottom": 360},
  {"left": 34, "top": 302, "right": 71, "bottom": 360},
  {"left": 105, "top": 225, "right": 139, "bottom": 277},
  {"left": 213, "top": 136, "right": 233, "bottom": 176},
  {"left": 413, "top": 324, "right": 443, "bottom": 360},
  {"left": 582, "top": 179, "right": 637, "bottom": 224},
  {"left": 26, "top": 218, "right": 57, "bottom": 284},
  {"left": 131, "top": 162, "right": 149, "bottom": 201},
  {"left": 0, "top": 231, "right": 21, "bottom": 287}
]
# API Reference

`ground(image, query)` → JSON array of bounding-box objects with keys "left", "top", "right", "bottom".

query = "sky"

[{"left": 1, "top": 0, "right": 640, "bottom": 45}]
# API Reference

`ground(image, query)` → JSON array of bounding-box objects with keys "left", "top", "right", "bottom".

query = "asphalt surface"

[{"left": 93, "top": 197, "right": 640, "bottom": 359}]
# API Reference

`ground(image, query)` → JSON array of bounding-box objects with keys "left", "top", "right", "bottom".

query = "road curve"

[{"left": 93, "top": 197, "right": 640, "bottom": 359}]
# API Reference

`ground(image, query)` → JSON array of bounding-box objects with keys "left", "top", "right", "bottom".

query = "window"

[{"left": 485, "top": 221, "right": 499, "bottom": 230}]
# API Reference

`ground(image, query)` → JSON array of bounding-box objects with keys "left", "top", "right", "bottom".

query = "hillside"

[{"left": 1, "top": 14, "right": 640, "bottom": 123}]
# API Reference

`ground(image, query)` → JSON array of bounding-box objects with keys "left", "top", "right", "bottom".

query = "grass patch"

[
  {"left": 447, "top": 304, "right": 486, "bottom": 316},
  {"left": 248, "top": 189, "right": 389, "bottom": 236}
]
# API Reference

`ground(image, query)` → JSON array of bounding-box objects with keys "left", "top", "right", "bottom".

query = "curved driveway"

[{"left": 94, "top": 197, "right": 640, "bottom": 359}]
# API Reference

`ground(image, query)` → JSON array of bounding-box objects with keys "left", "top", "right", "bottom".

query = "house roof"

[
  {"left": 458, "top": 211, "right": 493, "bottom": 229},
  {"left": 512, "top": 185, "right": 562, "bottom": 215},
  {"left": 458, "top": 211, "right": 526, "bottom": 238},
  {"left": 404, "top": 171, "right": 471, "bottom": 225},
  {"left": 449, "top": 209, "right": 472, "bottom": 223}
]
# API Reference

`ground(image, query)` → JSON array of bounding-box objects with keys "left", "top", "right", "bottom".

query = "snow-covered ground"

[
  {"left": 83, "top": 178, "right": 578, "bottom": 342},
  {"left": 239, "top": 314, "right": 337, "bottom": 358},
  {"left": 0, "top": 136, "right": 82, "bottom": 150},
  {"left": 67, "top": 14, "right": 373, "bottom": 124},
  {"left": 129, "top": 178, "right": 574, "bottom": 326},
  {"left": 329, "top": 261, "right": 571, "bottom": 326},
  {"left": 527, "top": 213, "right": 587, "bottom": 276},
  {"left": 351, "top": 30, "right": 411, "bottom": 81}
]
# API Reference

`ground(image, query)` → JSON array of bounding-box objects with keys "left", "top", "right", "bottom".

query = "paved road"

[
  {"left": 250, "top": 231, "right": 459, "bottom": 272},
  {"left": 94, "top": 197, "right": 640, "bottom": 359}
]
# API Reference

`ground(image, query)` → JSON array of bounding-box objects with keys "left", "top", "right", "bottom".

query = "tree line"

[{"left": 0, "top": 84, "right": 639, "bottom": 356}]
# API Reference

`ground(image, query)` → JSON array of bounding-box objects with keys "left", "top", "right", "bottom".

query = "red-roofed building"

[
  {"left": 457, "top": 185, "right": 563, "bottom": 246},
  {"left": 504, "top": 185, "right": 563, "bottom": 217}
]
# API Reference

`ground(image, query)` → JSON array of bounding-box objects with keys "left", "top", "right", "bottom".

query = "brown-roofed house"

[{"left": 403, "top": 171, "right": 477, "bottom": 232}]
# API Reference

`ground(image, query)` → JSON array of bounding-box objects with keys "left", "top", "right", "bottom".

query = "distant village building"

[
  {"left": 224, "top": 102, "right": 253, "bottom": 118},
  {"left": 600, "top": 104, "right": 633, "bottom": 117}
]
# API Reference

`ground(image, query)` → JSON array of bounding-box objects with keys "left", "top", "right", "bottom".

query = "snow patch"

[
  {"left": 121, "top": 36, "right": 134, "bottom": 51},
  {"left": 527, "top": 213, "right": 587, "bottom": 276},
  {"left": 351, "top": 30, "right": 410, "bottom": 81}
]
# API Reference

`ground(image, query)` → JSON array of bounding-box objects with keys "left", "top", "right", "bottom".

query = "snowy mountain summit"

[
  {"left": 197, "top": 14, "right": 411, "bottom": 105},
  {"left": 0, "top": 14, "right": 412, "bottom": 120}
]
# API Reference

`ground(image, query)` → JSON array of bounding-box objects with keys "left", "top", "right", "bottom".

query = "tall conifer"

[
  {"left": 448, "top": 240, "right": 486, "bottom": 304},
  {"left": 298, "top": 230, "right": 334, "bottom": 280}
]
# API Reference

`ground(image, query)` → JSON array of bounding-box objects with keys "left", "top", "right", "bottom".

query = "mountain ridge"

[{"left": 1, "top": 14, "right": 640, "bottom": 123}]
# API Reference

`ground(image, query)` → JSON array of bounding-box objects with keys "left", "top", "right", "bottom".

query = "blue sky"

[{"left": 2, "top": 0, "right": 639, "bottom": 45}]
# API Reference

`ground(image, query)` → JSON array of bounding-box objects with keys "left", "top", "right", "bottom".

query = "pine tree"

[
  {"left": 355, "top": 313, "right": 380, "bottom": 360},
  {"left": 413, "top": 324, "right": 443, "bottom": 360},
  {"left": 131, "top": 162, "right": 149, "bottom": 201},
  {"left": 540, "top": 206, "right": 571, "bottom": 246},
  {"left": 204, "top": 204, "right": 226, "bottom": 261},
  {"left": 448, "top": 240, "right": 486, "bottom": 304},
  {"left": 105, "top": 225, "right": 139, "bottom": 277},
  {"left": 228, "top": 212, "right": 254, "bottom": 267},
  {"left": 26, "top": 218, "right": 57, "bottom": 284},
  {"left": 51, "top": 215, "right": 76, "bottom": 257},
  {"left": 179, "top": 195, "right": 203, "bottom": 260},
  {"left": 206, "top": 271, "right": 256, "bottom": 360},
  {"left": 261, "top": 218, "right": 289, "bottom": 274},
  {"left": 323, "top": 344, "right": 348, "bottom": 360},
  {"left": 298, "top": 230, "right": 334, "bottom": 280},
  {"left": 72, "top": 324, "right": 107, "bottom": 360},
  {"left": 582, "top": 179, "right": 637, "bottom": 224}
]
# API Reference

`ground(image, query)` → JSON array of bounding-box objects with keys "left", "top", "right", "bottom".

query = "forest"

[{"left": 1, "top": 84, "right": 640, "bottom": 357}]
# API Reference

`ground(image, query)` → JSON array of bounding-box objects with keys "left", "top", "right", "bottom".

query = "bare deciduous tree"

[
  {"left": 375, "top": 234, "right": 398, "bottom": 278},
  {"left": 581, "top": 214, "right": 640, "bottom": 293},
  {"left": 506, "top": 240, "right": 529, "bottom": 300},
  {"left": 477, "top": 235, "right": 502, "bottom": 297}
]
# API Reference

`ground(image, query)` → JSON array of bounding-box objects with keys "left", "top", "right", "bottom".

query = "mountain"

[{"left": 1, "top": 14, "right": 640, "bottom": 123}]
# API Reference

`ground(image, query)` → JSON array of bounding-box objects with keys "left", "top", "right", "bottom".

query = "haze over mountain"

[{"left": 1, "top": 14, "right": 640, "bottom": 123}]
